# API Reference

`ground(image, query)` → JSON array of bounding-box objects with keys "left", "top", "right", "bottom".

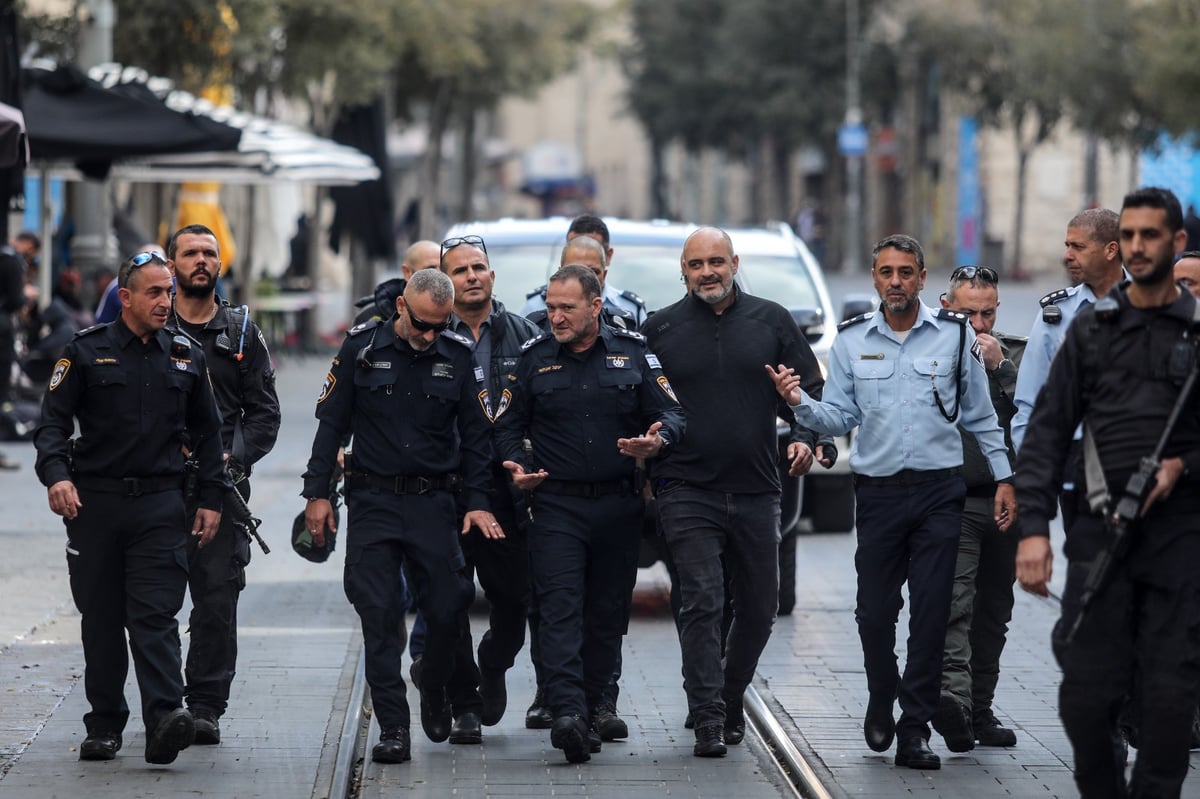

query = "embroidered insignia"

[
  {"left": 49, "top": 359, "right": 71, "bottom": 391},
  {"left": 606, "top": 354, "right": 630, "bottom": 369},
  {"left": 317, "top": 372, "right": 336, "bottom": 404},
  {"left": 537, "top": 364, "right": 563, "bottom": 374},
  {"left": 645, "top": 354, "right": 661, "bottom": 370},
  {"left": 432, "top": 362, "right": 454, "bottom": 379},
  {"left": 657, "top": 375, "right": 678, "bottom": 403}
]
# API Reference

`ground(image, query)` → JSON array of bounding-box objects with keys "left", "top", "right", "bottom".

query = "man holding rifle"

[
  {"left": 1016, "top": 187, "right": 1200, "bottom": 798},
  {"left": 167, "top": 224, "right": 281, "bottom": 747}
]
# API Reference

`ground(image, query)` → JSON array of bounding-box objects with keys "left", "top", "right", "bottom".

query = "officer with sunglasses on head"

[
  {"left": 932, "top": 265, "right": 1025, "bottom": 753},
  {"left": 768, "top": 235, "right": 1016, "bottom": 771},
  {"left": 302, "top": 268, "right": 501, "bottom": 764},
  {"left": 34, "top": 250, "right": 228, "bottom": 765}
]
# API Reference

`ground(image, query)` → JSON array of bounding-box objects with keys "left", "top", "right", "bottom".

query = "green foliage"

[
  {"left": 391, "top": 0, "right": 591, "bottom": 119},
  {"left": 1136, "top": 0, "right": 1200, "bottom": 142}
]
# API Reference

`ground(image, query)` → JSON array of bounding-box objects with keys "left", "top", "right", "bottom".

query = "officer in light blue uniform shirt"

[
  {"left": 766, "top": 234, "right": 1016, "bottom": 772},
  {"left": 1010, "top": 208, "right": 1125, "bottom": 453},
  {"left": 1008, "top": 209, "right": 1125, "bottom": 532}
]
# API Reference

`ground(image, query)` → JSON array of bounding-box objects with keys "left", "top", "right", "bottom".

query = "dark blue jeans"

[
  {"left": 656, "top": 485, "right": 780, "bottom": 728},
  {"left": 854, "top": 476, "right": 964, "bottom": 740}
]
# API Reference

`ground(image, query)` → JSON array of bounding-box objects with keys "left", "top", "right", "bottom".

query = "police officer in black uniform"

[
  {"left": 1017, "top": 187, "right": 1200, "bottom": 798},
  {"left": 34, "top": 251, "right": 227, "bottom": 765},
  {"left": 166, "top": 224, "right": 281, "bottom": 745},
  {"left": 494, "top": 264, "right": 685, "bottom": 763},
  {"left": 433, "top": 235, "right": 540, "bottom": 744},
  {"left": 302, "top": 268, "right": 500, "bottom": 764},
  {"left": 521, "top": 234, "right": 640, "bottom": 737}
]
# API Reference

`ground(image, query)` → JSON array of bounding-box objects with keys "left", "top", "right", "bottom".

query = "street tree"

[
  {"left": 392, "top": 0, "right": 590, "bottom": 238},
  {"left": 904, "top": 0, "right": 1072, "bottom": 277}
]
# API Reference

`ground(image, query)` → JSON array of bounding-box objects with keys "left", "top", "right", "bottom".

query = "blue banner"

[{"left": 956, "top": 116, "right": 981, "bottom": 266}]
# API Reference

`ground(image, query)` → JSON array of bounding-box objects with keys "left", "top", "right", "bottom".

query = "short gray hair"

[
  {"left": 407, "top": 268, "right": 454, "bottom": 306},
  {"left": 560, "top": 235, "right": 607, "bottom": 267}
]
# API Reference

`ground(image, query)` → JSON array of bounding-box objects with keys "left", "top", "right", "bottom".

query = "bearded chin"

[{"left": 178, "top": 280, "right": 214, "bottom": 299}]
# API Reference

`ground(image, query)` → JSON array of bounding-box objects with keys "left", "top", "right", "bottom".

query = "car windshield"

[{"left": 485, "top": 244, "right": 559, "bottom": 311}]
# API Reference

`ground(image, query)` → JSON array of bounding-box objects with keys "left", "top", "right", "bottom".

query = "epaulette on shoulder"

[
  {"left": 612, "top": 326, "right": 645, "bottom": 342},
  {"left": 1039, "top": 288, "right": 1071, "bottom": 308},
  {"left": 937, "top": 308, "right": 968, "bottom": 324},
  {"left": 521, "top": 331, "right": 551, "bottom": 351},
  {"left": 347, "top": 318, "right": 382, "bottom": 337},
  {"left": 74, "top": 323, "right": 107, "bottom": 338},
  {"left": 620, "top": 289, "right": 646, "bottom": 307},
  {"left": 440, "top": 329, "right": 474, "bottom": 349},
  {"left": 837, "top": 312, "right": 872, "bottom": 332},
  {"left": 526, "top": 284, "right": 548, "bottom": 300},
  {"left": 997, "top": 331, "right": 1028, "bottom": 345}
]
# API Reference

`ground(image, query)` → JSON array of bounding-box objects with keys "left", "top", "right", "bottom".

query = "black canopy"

[{"left": 23, "top": 64, "right": 242, "bottom": 179}]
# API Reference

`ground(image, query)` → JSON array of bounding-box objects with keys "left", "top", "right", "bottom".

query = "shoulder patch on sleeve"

[
  {"left": 612, "top": 327, "right": 646, "bottom": 342},
  {"left": 620, "top": 289, "right": 646, "bottom": 307},
  {"left": 440, "top": 329, "right": 474, "bottom": 348},
  {"left": 521, "top": 332, "right": 550, "bottom": 351},
  {"left": 73, "top": 323, "right": 106, "bottom": 338},
  {"left": 1038, "top": 288, "right": 1071, "bottom": 307},
  {"left": 347, "top": 318, "right": 382, "bottom": 336},
  {"left": 48, "top": 358, "right": 71, "bottom": 391},
  {"left": 837, "top": 312, "right": 873, "bottom": 332},
  {"left": 937, "top": 308, "right": 968, "bottom": 324}
]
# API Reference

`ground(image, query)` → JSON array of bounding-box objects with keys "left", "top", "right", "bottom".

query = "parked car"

[{"left": 443, "top": 217, "right": 858, "bottom": 613}]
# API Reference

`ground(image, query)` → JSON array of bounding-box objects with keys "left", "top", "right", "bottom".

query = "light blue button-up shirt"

[
  {"left": 790, "top": 301, "right": 1012, "bottom": 480},
  {"left": 1010, "top": 282, "right": 1101, "bottom": 452}
]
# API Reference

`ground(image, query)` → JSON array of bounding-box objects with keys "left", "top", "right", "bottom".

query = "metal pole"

[
  {"left": 841, "top": 0, "right": 863, "bottom": 273},
  {"left": 68, "top": 0, "right": 117, "bottom": 271}
]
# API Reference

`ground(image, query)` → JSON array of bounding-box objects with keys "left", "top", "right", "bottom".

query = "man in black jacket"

[
  {"left": 643, "top": 226, "right": 830, "bottom": 757},
  {"left": 1017, "top": 187, "right": 1200, "bottom": 797},
  {"left": 434, "top": 234, "right": 540, "bottom": 742},
  {"left": 167, "top": 224, "right": 281, "bottom": 746}
]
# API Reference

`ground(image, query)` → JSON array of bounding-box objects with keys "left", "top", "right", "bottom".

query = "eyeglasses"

[
  {"left": 440, "top": 235, "right": 487, "bottom": 259},
  {"left": 406, "top": 305, "right": 451, "bottom": 333},
  {"left": 118, "top": 250, "right": 167, "bottom": 288},
  {"left": 950, "top": 265, "right": 998, "bottom": 284}
]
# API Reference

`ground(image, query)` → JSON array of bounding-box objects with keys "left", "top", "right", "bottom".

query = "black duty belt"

[
  {"left": 75, "top": 475, "right": 183, "bottom": 497},
  {"left": 537, "top": 478, "right": 634, "bottom": 498},
  {"left": 853, "top": 467, "right": 961, "bottom": 488},
  {"left": 346, "top": 472, "right": 461, "bottom": 495}
]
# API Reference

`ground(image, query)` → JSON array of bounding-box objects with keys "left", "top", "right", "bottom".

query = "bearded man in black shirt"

[{"left": 643, "top": 226, "right": 830, "bottom": 757}]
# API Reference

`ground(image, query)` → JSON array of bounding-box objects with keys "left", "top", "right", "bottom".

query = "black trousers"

[
  {"left": 528, "top": 491, "right": 642, "bottom": 721},
  {"left": 445, "top": 509, "right": 530, "bottom": 716},
  {"left": 66, "top": 487, "right": 190, "bottom": 735},
  {"left": 1055, "top": 510, "right": 1200, "bottom": 799},
  {"left": 343, "top": 489, "right": 473, "bottom": 730},
  {"left": 853, "top": 476, "right": 965, "bottom": 739},
  {"left": 185, "top": 480, "right": 252, "bottom": 717}
]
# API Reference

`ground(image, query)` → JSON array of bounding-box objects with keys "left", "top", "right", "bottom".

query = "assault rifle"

[
  {"left": 1058, "top": 362, "right": 1199, "bottom": 645},
  {"left": 184, "top": 458, "right": 270, "bottom": 555},
  {"left": 226, "top": 462, "right": 270, "bottom": 555}
]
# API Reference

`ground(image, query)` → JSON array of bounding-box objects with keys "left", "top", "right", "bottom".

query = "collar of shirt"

[
  {"left": 114, "top": 316, "right": 169, "bottom": 352},
  {"left": 864, "top": 300, "right": 942, "bottom": 344},
  {"left": 449, "top": 307, "right": 495, "bottom": 346}
]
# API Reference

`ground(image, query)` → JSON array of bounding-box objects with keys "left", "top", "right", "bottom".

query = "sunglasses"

[
  {"left": 950, "top": 265, "right": 998, "bottom": 284},
  {"left": 118, "top": 250, "right": 167, "bottom": 288},
  {"left": 406, "top": 305, "right": 451, "bottom": 333},
  {"left": 440, "top": 235, "right": 487, "bottom": 260}
]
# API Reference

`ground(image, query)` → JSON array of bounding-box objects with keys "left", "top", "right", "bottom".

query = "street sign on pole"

[{"left": 838, "top": 122, "right": 868, "bottom": 157}]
